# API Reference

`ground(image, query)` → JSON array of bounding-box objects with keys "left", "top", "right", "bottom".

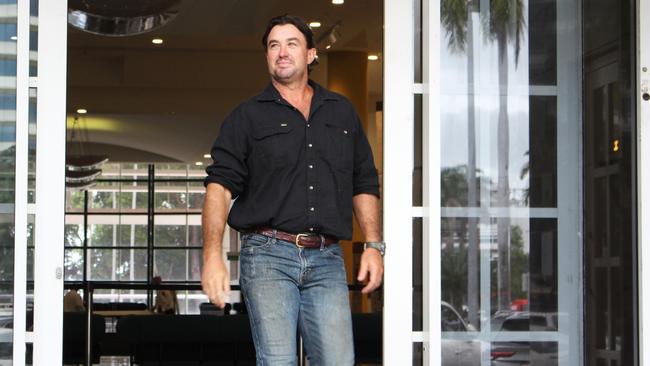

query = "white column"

[
  {"left": 383, "top": 0, "right": 414, "bottom": 364},
  {"left": 33, "top": 0, "right": 67, "bottom": 364},
  {"left": 12, "top": 0, "right": 32, "bottom": 363},
  {"left": 422, "top": 0, "right": 442, "bottom": 364}
]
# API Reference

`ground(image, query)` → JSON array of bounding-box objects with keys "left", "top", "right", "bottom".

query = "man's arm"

[
  {"left": 352, "top": 193, "right": 384, "bottom": 294},
  {"left": 201, "top": 182, "right": 232, "bottom": 308}
]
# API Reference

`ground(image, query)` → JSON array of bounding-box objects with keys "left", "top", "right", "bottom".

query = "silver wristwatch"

[{"left": 364, "top": 241, "right": 386, "bottom": 256}]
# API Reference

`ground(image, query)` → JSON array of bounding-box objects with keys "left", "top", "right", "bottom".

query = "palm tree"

[
  {"left": 483, "top": 0, "right": 526, "bottom": 311},
  {"left": 442, "top": 0, "right": 480, "bottom": 328},
  {"left": 442, "top": 0, "right": 527, "bottom": 317}
]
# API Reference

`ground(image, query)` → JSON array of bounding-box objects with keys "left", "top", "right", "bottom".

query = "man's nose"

[{"left": 278, "top": 44, "right": 288, "bottom": 57}]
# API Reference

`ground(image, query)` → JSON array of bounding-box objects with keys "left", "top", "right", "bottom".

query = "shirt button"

[
  {"left": 309, "top": 227, "right": 314, "bottom": 231},
  {"left": 307, "top": 124, "right": 311, "bottom": 128},
  {"left": 310, "top": 207, "right": 315, "bottom": 212},
  {"left": 309, "top": 185, "right": 314, "bottom": 190},
  {"left": 308, "top": 164, "right": 313, "bottom": 169},
  {"left": 343, "top": 130, "right": 348, "bottom": 134},
  {"left": 308, "top": 143, "right": 313, "bottom": 148}
]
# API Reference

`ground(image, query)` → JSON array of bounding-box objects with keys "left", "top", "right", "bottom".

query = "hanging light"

[{"left": 66, "top": 115, "right": 108, "bottom": 189}]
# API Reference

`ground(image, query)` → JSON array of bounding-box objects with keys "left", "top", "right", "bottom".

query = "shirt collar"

[{"left": 255, "top": 79, "right": 341, "bottom": 103}]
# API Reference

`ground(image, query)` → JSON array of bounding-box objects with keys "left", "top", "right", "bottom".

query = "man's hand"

[
  {"left": 356, "top": 248, "right": 384, "bottom": 294},
  {"left": 201, "top": 256, "right": 231, "bottom": 308}
]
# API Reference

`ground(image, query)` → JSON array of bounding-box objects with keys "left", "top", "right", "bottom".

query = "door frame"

[{"left": 638, "top": 0, "right": 650, "bottom": 364}]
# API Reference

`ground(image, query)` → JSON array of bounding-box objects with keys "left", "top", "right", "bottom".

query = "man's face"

[{"left": 265, "top": 24, "right": 316, "bottom": 83}]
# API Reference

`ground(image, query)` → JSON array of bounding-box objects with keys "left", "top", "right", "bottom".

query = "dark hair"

[{"left": 261, "top": 14, "right": 315, "bottom": 50}]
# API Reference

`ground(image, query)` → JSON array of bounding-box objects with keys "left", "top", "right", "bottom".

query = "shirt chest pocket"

[
  {"left": 324, "top": 121, "right": 354, "bottom": 171},
  {"left": 252, "top": 123, "right": 295, "bottom": 167}
]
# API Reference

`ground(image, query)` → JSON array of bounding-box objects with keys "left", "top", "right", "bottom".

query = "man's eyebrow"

[{"left": 268, "top": 37, "right": 302, "bottom": 45}]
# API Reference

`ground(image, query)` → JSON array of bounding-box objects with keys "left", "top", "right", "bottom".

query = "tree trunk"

[{"left": 496, "top": 31, "right": 511, "bottom": 312}]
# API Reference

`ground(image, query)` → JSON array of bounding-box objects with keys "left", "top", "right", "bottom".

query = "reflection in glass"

[
  {"left": 154, "top": 225, "right": 187, "bottom": 247},
  {"left": 153, "top": 249, "right": 202, "bottom": 281},
  {"left": 438, "top": 0, "right": 580, "bottom": 363},
  {"left": 0, "top": 2, "right": 17, "bottom": 362},
  {"left": 87, "top": 249, "right": 147, "bottom": 281}
]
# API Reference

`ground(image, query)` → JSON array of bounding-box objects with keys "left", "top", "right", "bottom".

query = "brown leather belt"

[{"left": 249, "top": 227, "right": 337, "bottom": 248}]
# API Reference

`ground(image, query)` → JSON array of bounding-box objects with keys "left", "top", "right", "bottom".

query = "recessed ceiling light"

[
  {"left": 194, "top": 161, "right": 203, "bottom": 166},
  {"left": 332, "top": 0, "right": 344, "bottom": 4},
  {"left": 10, "top": 36, "right": 17, "bottom": 41},
  {"left": 367, "top": 54, "right": 379, "bottom": 61},
  {"left": 309, "top": 21, "right": 322, "bottom": 28},
  {"left": 76, "top": 108, "right": 87, "bottom": 114},
  {"left": 152, "top": 38, "right": 163, "bottom": 45},
  {"left": 203, "top": 154, "right": 211, "bottom": 159}
]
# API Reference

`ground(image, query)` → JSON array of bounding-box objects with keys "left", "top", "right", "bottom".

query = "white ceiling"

[{"left": 67, "top": 0, "right": 384, "bottom": 163}]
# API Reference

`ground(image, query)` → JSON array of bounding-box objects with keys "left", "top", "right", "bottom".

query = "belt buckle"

[{"left": 295, "top": 233, "right": 307, "bottom": 248}]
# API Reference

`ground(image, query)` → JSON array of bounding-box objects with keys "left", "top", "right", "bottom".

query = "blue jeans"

[{"left": 239, "top": 232, "right": 355, "bottom": 366}]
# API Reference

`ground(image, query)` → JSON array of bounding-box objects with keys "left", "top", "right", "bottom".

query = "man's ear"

[{"left": 307, "top": 48, "right": 317, "bottom": 64}]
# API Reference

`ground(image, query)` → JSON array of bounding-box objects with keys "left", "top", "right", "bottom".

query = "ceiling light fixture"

[
  {"left": 309, "top": 21, "right": 321, "bottom": 28},
  {"left": 152, "top": 38, "right": 164, "bottom": 45},
  {"left": 326, "top": 45, "right": 332, "bottom": 49},
  {"left": 203, "top": 154, "right": 211, "bottom": 159},
  {"left": 77, "top": 108, "right": 88, "bottom": 114},
  {"left": 367, "top": 55, "right": 379, "bottom": 61},
  {"left": 10, "top": 36, "right": 17, "bottom": 41},
  {"left": 332, "top": 0, "right": 344, "bottom": 4},
  {"left": 195, "top": 161, "right": 203, "bottom": 166}
]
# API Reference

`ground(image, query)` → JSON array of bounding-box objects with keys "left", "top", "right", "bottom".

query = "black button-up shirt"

[{"left": 204, "top": 80, "right": 380, "bottom": 240}]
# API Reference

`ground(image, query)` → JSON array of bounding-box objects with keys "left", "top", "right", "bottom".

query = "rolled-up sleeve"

[
  {"left": 352, "top": 113, "right": 380, "bottom": 198},
  {"left": 204, "top": 107, "right": 249, "bottom": 198}
]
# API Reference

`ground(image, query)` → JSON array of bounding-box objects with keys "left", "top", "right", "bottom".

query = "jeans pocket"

[
  {"left": 323, "top": 243, "right": 344, "bottom": 260},
  {"left": 240, "top": 233, "right": 272, "bottom": 255}
]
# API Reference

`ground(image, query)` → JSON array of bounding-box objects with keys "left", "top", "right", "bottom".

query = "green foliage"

[
  {"left": 442, "top": 0, "right": 469, "bottom": 52},
  {"left": 482, "top": 0, "right": 526, "bottom": 63}
]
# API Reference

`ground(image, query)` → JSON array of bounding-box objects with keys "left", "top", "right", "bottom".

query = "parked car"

[
  {"left": 491, "top": 311, "right": 559, "bottom": 366},
  {"left": 442, "top": 301, "right": 481, "bottom": 366}
]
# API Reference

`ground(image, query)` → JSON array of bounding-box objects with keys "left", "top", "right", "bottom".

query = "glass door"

[{"left": 10, "top": 0, "right": 67, "bottom": 364}]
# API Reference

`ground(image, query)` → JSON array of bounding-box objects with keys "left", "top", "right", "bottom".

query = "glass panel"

[
  {"left": 88, "top": 181, "right": 119, "bottom": 211},
  {"left": 177, "top": 290, "right": 209, "bottom": 315},
  {"left": 490, "top": 342, "right": 557, "bottom": 365},
  {"left": 64, "top": 248, "right": 84, "bottom": 281},
  {"left": 413, "top": 94, "right": 422, "bottom": 206},
  {"left": 117, "top": 224, "right": 147, "bottom": 247},
  {"left": 414, "top": 0, "right": 422, "bottom": 83},
  {"left": 27, "top": 89, "right": 35, "bottom": 203},
  {"left": 87, "top": 249, "right": 148, "bottom": 281},
  {"left": 155, "top": 181, "right": 188, "bottom": 211},
  {"left": 187, "top": 181, "right": 204, "bottom": 211},
  {"left": 26, "top": 215, "right": 34, "bottom": 333},
  {"left": 64, "top": 221, "right": 83, "bottom": 247},
  {"left": 583, "top": 0, "right": 637, "bottom": 360},
  {"left": 413, "top": 342, "right": 423, "bottom": 366},
  {"left": 93, "top": 289, "right": 147, "bottom": 305},
  {"left": 413, "top": 218, "right": 422, "bottom": 332},
  {"left": 65, "top": 190, "right": 85, "bottom": 211},
  {"left": 438, "top": 0, "right": 584, "bottom": 364},
  {"left": 0, "top": 2, "right": 16, "bottom": 362},
  {"left": 441, "top": 217, "right": 480, "bottom": 330},
  {"left": 154, "top": 224, "right": 187, "bottom": 247},
  {"left": 118, "top": 181, "right": 148, "bottom": 212},
  {"left": 29, "top": 0, "right": 37, "bottom": 77},
  {"left": 153, "top": 249, "right": 202, "bottom": 281}
]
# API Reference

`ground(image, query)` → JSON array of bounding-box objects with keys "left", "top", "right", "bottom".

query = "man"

[{"left": 202, "top": 14, "right": 384, "bottom": 365}]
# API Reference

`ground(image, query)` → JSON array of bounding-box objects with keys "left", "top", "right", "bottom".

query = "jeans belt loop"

[{"left": 319, "top": 235, "right": 325, "bottom": 251}]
